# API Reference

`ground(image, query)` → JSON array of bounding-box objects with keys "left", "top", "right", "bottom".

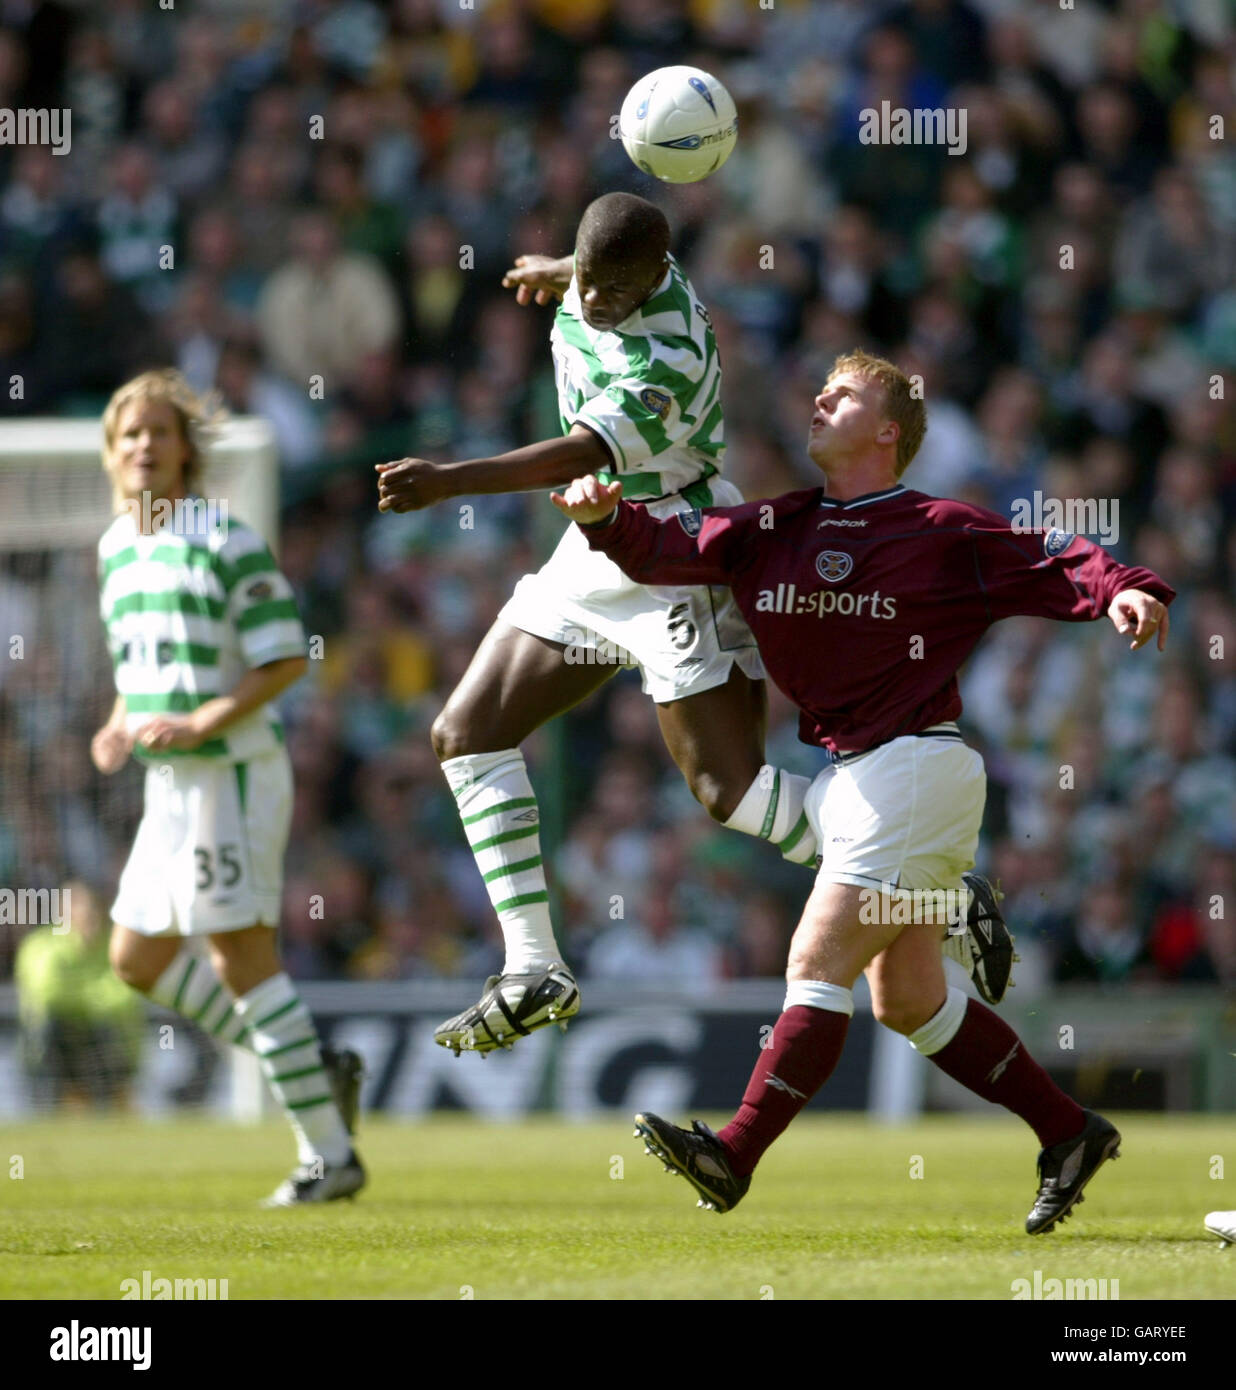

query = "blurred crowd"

[{"left": 0, "top": 0, "right": 1234, "bottom": 993}]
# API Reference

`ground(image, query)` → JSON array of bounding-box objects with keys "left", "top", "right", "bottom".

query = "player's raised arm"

[{"left": 376, "top": 424, "right": 610, "bottom": 513}]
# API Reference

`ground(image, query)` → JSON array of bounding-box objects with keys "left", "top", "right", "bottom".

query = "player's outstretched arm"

[
  {"left": 1107, "top": 588, "right": 1170, "bottom": 651},
  {"left": 137, "top": 656, "right": 308, "bottom": 753},
  {"left": 376, "top": 424, "right": 609, "bottom": 513},
  {"left": 501, "top": 253, "right": 573, "bottom": 306},
  {"left": 91, "top": 694, "right": 134, "bottom": 774}
]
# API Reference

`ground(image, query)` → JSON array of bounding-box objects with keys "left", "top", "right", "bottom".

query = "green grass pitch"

[{"left": 2, "top": 1114, "right": 1231, "bottom": 1299}]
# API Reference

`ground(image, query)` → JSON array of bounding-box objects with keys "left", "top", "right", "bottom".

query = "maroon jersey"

[{"left": 583, "top": 483, "right": 1176, "bottom": 754}]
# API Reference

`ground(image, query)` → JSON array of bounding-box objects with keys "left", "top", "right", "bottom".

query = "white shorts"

[
  {"left": 111, "top": 749, "right": 293, "bottom": 937},
  {"left": 500, "top": 478, "right": 765, "bottom": 703},
  {"left": 806, "top": 728, "right": 986, "bottom": 893}
]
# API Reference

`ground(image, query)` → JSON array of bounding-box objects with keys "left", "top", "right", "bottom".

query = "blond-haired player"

[{"left": 91, "top": 369, "right": 364, "bottom": 1205}]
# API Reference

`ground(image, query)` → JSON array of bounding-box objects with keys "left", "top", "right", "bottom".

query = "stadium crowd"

[{"left": 0, "top": 0, "right": 1234, "bottom": 995}]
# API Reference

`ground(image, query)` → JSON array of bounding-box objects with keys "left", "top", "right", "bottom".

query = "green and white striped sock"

[
  {"left": 148, "top": 948, "right": 253, "bottom": 1050},
  {"left": 231, "top": 972, "right": 350, "bottom": 1167},
  {"left": 724, "top": 765, "right": 818, "bottom": 866},
  {"left": 443, "top": 748, "right": 562, "bottom": 974}
]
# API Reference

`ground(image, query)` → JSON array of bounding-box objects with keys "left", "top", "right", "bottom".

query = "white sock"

[
  {"left": 783, "top": 979, "right": 854, "bottom": 1015},
  {"left": 907, "top": 986, "right": 968, "bottom": 1055},
  {"left": 148, "top": 947, "right": 253, "bottom": 1050},
  {"left": 724, "top": 765, "right": 818, "bottom": 865},
  {"left": 443, "top": 749, "right": 562, "bottom": 973},
  {"left": 231, "top": 972, "right": 350, "bottom": 1166}
]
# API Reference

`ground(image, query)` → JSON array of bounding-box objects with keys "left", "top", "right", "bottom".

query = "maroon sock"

[
  {"left": 928, "top": 998, "right": 1085, "bottom": 1148},
  {"left": 717, "top": 1004, "right": 849, "bottom": 1176}
]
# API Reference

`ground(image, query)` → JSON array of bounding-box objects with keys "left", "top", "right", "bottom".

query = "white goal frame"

[{"left": 0, "top": 416, "right": 279, "bottom": 553}]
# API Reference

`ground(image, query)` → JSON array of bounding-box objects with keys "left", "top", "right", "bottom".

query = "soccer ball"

[{"left": 619, "top": 66, "right": 738, "bottom": 184}]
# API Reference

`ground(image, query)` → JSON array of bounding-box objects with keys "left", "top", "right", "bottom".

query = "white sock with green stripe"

[
  {"left": 443, "top": 749, "right": 561, "bottom": 974},
  {"left": 724, "top": 766, "right": 818, "bottom": 866},
  {"left": 231, "top": 972, "right": 350, "bottom": 1166},
  {"left": 148, "top": 948, "right": 253, "bottom": 1050}
]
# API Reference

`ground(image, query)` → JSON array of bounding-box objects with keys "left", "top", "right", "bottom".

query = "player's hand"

[
  {"left": 501, "top": 254, "right": 571, "bottom": 306},
  {"left": 137, "top": 714, "right": 210, "bottom": 753},
  {"left": 376, "top": 457, "right": 452, "bottom": 513},
  {"left": 90, "top": 723, "right": 134, "bottom": 774},
  {"left": 1108, "top": 588, "right": 1170, "bottom": 651},
  {"left": 550, "top": 474, "right": 623, "bottom": 527}
]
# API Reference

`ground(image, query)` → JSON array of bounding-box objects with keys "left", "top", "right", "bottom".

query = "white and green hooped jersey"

[
  {"left": 551, "top": 252, "right": 724, "bottom": 503},
  {"left": 97, "top": 503, "right": 307, "bottom": 762}
]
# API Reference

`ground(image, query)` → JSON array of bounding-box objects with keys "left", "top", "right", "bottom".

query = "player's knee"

[
  {"left": 430, "top": 706, "right": 476, "bottom": 762},
  {"left": 685, "top": 769, "right": 740, "bottom": 822},
  {"left": 109, "top": 940, "right": 157, "bottom": 993},
  {"left": 871, "top": 989, "right": 935, "bottom": 1036}
]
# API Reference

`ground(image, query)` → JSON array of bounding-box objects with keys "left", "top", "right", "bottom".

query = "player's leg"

[
  {"left": 655, "top": 666, "right": 819, "bottom": 866},
  {"left": 108, "top": 761, "right": 258, "bottom": 1047},
  {"left": 112, "top": 926, "right": 256, "bottom": 1050},
  {"left": 867, "top": 923, "right": 1120, "bottom": 1232},
  {"left": 194, "top": 751, "right": 362, "bottom": 1202},
  {"left": 867, "top": 921, "right": 1087, "bottom": 1145},
  {"left": 861, "top": 729, "right": 1118, "bottom": 1233},
  {"left": 109, "top": 926, "right": 182, "bottom": 996},
  {"left": 637, "top": 876, "right": 900, "bottom": 1210},
  {"left": 429, "top": 618, "right": 614, "bottom": 1051},
  {"left": 112, "top": 918, "right": 360, "bottom": 1123},
  {"left": 206, "top": 921, "right": 359, "bottom": 1194}
]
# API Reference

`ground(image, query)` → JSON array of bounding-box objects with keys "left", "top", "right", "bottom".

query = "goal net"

[{"left": 0, "top": 417, "right": 278, "bottom": 1119}]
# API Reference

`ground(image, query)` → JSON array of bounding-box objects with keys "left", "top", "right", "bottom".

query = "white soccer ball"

[{"left": 619, "top": 66, "right": 738, "bottom": 184}]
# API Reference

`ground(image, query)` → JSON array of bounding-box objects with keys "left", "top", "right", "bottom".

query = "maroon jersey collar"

[{"left": 818, "top": 484, "right": 905, "bottom": 510}]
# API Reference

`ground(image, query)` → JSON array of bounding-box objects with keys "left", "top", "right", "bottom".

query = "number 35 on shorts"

[{"left": 195, "top": 843, "right": 244, "bottom": 890}]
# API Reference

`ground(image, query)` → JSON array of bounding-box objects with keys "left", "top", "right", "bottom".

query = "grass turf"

[{"left": 1, "top": 1113, "right": 1231, "bottom": 1299}]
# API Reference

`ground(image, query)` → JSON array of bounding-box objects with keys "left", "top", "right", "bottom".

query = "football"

[{"left": 618, "top": 65, "right": 738, "bottom": 184}]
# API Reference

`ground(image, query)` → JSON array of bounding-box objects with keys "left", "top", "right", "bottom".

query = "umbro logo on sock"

[
  {"left": 987, "top": 1041, "right": 1020, "bottom": 1084},
  {"left": 765, "top": 1074, "right": 807, "bottom": 1100},
  {"left": 509, "top": 810, "right": 539, "bottom": 823}
]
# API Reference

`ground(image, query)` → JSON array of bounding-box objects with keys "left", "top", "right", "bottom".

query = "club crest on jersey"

[
  {"left": 1043, "top": 528, "right": 1075, "bottom": 558},
  {"left": 676, "top": 507, "right": 702, "bottom": 537},
  {"left": 639, "top": 386, "right": 671, "bottom": 421},
  {"left": 815, "top": 550, "right": 853, "bottom": 583}
]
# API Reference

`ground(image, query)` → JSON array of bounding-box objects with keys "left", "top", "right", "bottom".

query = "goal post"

[
  {"left": 0, "top": 416, "right": 280, "bottom": 553},
  {"left": 0, "top": 416, "right": 279, "bottom": 1123}
]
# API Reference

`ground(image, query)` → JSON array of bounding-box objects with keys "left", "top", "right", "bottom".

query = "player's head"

[
  {"left": 574, "top": 192, "right": 670, "bottom": 331},
  {"left": 808, "top": 349, "right": 926, "bottom": 480},
  {"left": 102, "top": 369, "right": 221, "bottom": 511}
]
